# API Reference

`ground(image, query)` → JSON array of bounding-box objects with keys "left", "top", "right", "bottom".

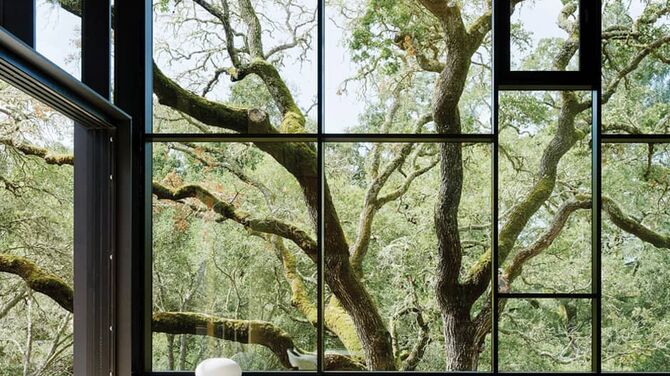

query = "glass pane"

[
  {"left": 36, "top": 0, "right": 82, "bottom": 78},
  {"left": 499, "top": 298, "right": 592, "bottom": 371},
  {"left": 0, "top": 79, "right": 74, "bottom": 373},
  {"left": 324, "top": 142, "right": 491, "bottom": 371},
  {"left": 603, "top": 143, "right": 670, "bottom": 371},
  {"left": 511, "top": 0, "right": 580, "bottom": 71},
  {"left": 152, "top": 0, "right": 316, "bottom": 133},
  {"left": 151, "top": 142, "right": 317, "bottom": 371},
  {"left": 498, "top": 91, "right": 592, "bottom": 293},
  {"left": 324, "top": 1, "right": 491, "bottom": 133},
  {"left": 602, "top": 1, "right": 670, "bottom": 134}
]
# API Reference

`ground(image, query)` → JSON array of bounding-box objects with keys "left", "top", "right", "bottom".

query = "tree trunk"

[
  {"left": 166, "top": 334, "right": 175, "bottom": 370},
  {"left": 442, "top": 307, "right": 479, "bottom": 371}
]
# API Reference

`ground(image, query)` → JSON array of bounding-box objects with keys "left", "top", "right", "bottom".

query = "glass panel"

[
  {"left": 151, "top": 142, "right": 317, "bottom": 371},
  {"left": 602, "top": 1, "right": 670, "bottom": 134},
  {"left": 499, "top": 298, "right": 592, "bottom": 371},
  {"left": 152, "top": 0, "right": 317, "bottom": 133},
  {"left": 510, "top": 0, "right": 580, "bottom": 71},
  {"left": 498, "top": 91, "right": 592, "bottom": 293},
  {"left": 324, "top": 2, "right": 492, "bottom": 133},
  {"left": 0, "top": 79, "right": 74, "bottom": 373},
  {"left": 36, "top": 0, "right": 82, "bottom": 78},
  {"left": 603, "top": 143, "right": 670, "bottom": 371},
  {"left": 324, "top": 142, "right": 491, "bottom": 371}
]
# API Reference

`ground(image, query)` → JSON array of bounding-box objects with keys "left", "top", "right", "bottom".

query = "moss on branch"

[
  {"left": 0, "top": 254, "right": 73, "bottom": 312},
  {"left": 153, "top": 62, "right": 275, "bottom": 134}
]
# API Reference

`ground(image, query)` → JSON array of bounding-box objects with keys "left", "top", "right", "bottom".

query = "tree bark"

[{"left": 442, "top": 307, "right": 478, "bottom": 370}]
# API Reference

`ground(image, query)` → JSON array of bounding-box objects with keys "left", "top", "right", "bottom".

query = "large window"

[
  {"left": 142, "top": 0, "right": 670, "bottom": 373},
  {"left": 0, "top": 0, "right": 668, "bottom": 375}
]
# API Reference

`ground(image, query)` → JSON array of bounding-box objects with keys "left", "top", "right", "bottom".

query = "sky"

[{"left": 33, "top": 0, "right": 649, "bottom": 134}]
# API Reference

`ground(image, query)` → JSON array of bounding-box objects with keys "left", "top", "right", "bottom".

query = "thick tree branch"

[
  {"left": 505, "top": 197, "right": 591, "bottom": 282},
  {"left": 152, "top": 312, "right": 295, "bottom": 367},
  {"left": 271, "top": 236, "right": 363, "bottom": 355},
  {"left": 0, "top": 253, "right": 363, "bottom": 370},
  {"left": 0, "top": 254, "right": 73, "bottom": 313},
  {"left": 229, "top": 59, "right": 306, "bottom": 133},
  {"left": 272, "top": 236, "right": 317, "bottom": 324},
  {"left": 464, "top": 92, "right": 583, "bottom": 298},
  {"left": 603, "top": 197, "right": 670, "bottom": 249},
  {"left": 417, "top": 0, "right": 467, "bottom": 42},
  {"left": 0, "top": 138, "right": 73, "bottom": 166},
  {"left": 237, "top": 0, "right": 264, "bottom": 58},
  {"left": 153, "top": 62, "right": 275, "bottom": 134},
  {"left": 152, "top": 181, "right": 317, "bottom": 260}
]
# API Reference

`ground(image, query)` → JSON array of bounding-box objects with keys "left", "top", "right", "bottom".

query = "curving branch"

[
  {"left": 153, "top": 62, "right": 275, "bottom": 134},
  {"left": 192, "top": 0, "right": 242, "bottom": 68},
  {"left": 0, "top": 254, "right": 73, "bottom": 313},
  {"left": 228, "top": 59, "right": 306, "bottom": 133},
  {"left": 603, "top": 197, "right": 670, "bottom": 249},
  {"left": 271, "top": 236, "right": 317, "bottom": 325},
  {"left": 0, "top": 253, "right": 364, "bottom": 370},
  {"left": 504, "top": 197, "right": 591, "bottom": 282},
  {"left": 473, "top": 193, "right": 670, "bottom": 344},
  {"left": 152, "top": 181, "right": 317, "bottom": 260},
  {"left": 464, "top": 92, "right": 584, "bottom": 298},
  {"left": 152, "top": 312, "right": 296, "bottom": 368},
  {"left": 602, "top": 35, "right": 670, "bottom": 103},
  {"left": 0, "top": 138, "right": 73, "bottom": 166}
]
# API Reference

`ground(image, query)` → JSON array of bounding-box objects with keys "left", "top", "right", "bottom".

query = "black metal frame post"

[
  {"left": 75, "top": 1, "right": 115, "bottom": 375},
  {"left": 0, "top": 22, "right": 131, "bottom": 376},
  {"left": 0, "top": 0, "right": 35, "bottom": 47},
  {"left": 113, "top": 0, "right": 153, "bottom": 374}
]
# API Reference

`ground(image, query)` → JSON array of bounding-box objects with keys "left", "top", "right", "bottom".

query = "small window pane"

[
  {"left": 603, "top": 143, "right": 670, "bottom": 371},
  {"left": 324, "top": 142, "right": 492, "bottom": 371},
  {"left": 36, "top": 0, "right": 81, "bottom": 78},
  {"left": 152, "top": 0, "right": 316, "bottom": 134},
  {"left": 511, "top": 0, "right": 580, "bottom": 71},
  {"left": 151, "top": 142, "right": 316, "bottom": 371},
  {"left": 0, "top": 78, "right": 74, "bottom": 373},
  {"left": 499, "top": 298, "right": 592, "bottom": 371},
  {"left": 498, "top": 91, "right": 592, "bottom": 293},
  {"left": 324, "top": 2, "right": 492, "bottom": 133}
]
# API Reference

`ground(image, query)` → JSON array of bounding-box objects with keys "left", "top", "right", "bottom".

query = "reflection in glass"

[
  {"left": 151, "top": 142, "right": 316, "bottom": 371},
  {"left": 603, "top": 143, "right": 670, "bottom": 371},
  {"left": 36, "top": 0, "right": 82, "bottom": 78}
]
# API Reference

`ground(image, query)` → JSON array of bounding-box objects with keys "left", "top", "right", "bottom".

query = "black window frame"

[
  {"left": 139, "top": 0, "right": 670, "bottom": 374},
  {"left": 4, "top": 0, "right": 670, "bottom": 374},
  {"left": 0, "top": 1, "right": 132, "bottom": 375}
]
